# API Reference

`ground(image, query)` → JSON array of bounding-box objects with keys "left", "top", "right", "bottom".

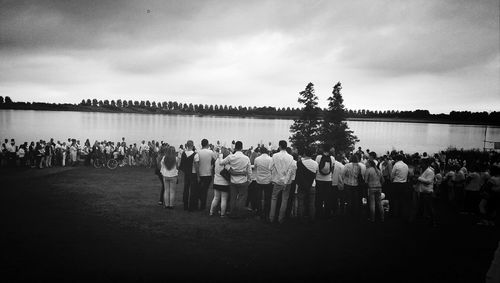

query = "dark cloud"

[{"left": 0, "top": 0, "right": 498, "bottom": 112}]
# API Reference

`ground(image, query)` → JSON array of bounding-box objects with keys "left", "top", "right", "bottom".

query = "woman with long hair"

[
  {"left": 364, "top": 159, "right": 384, "bottom": 222},
  {"left": 160, "top": 146, "right": 179, "bottom": 209}
]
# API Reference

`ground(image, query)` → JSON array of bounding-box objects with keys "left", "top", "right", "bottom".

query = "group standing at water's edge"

[{"left": 2, "top": 136, "right": 500, "bottom": 227}]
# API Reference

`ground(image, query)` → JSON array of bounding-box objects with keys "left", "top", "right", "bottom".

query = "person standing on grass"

[
  {"left": 160, "top": 146, "right": 180, "bottom": 209},
  {"left": 269, "top": 140, "right": 294, "bottom": 224},
  {"left": 342, "top": 154, "right": 365, "bottom": 220},
  {"left": 210, "top": 147, "right": 231, "bottom": 217},
  {"left": 197, "top": 139, "right": 217, "bottom": 211},
  {"left": 390, "top": 154, "right": 409, "bottom": 218},
  {"left": 156, "top": 145, "right": 166, "bottom": 206},
  {"left": 314, "top": 144, "right": 335, "bottom": 220},
  {"left": 364, "top": 160, "right": 384, "bottom": 222},
  {"left": 254, "top": 146, "right": 273, "bottom": 220},
  {"left": 295, "top": 147, "right": 319, "bottom": 222},
  {"left": 417, "top": 161, "right": 438, "bottom": 227},
  {"left": 179, "top": 140, "right": 200, "bottom": 211},
  {"left": 70, "top": 139, "right": 78, "bottom": 166},
  {"left": 220, "top": 141, "right": 251, "bottom": 218},
  {"left": 331, "top": 155, "right": 345, "bottom": 216}
]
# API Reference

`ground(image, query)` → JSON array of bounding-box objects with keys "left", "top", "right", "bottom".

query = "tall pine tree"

[
  {"left": 318, "top": 82, "right": 358, "bottom": 154},
  {"left": 289, "top": 82, "right": 321, "bottom": 154}
]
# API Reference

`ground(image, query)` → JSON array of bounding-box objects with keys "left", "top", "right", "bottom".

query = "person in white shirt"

[
  {"left": 197, "top": 139, "right": 217, "bottom": 211},
  {"left": 417, "top": 162, "right": 438, "bottom": 226},
  {"left": 390, "top": 154, "right": 409, "bottom": 218},
  {"left": 269, "top": 140, "right": 294, "bottom": 223},
  {"left": 179, "top": 140, "right": 200, "bottom": 211},
  {"left": 160, "top": 146, "right": 180, "bottom": 209},
  {"left": 210, "top": 147, "right": 231, "bottom": 217},
  {"left": 331, "top": 154, "right": 345, "bottom": 216},
  {"left": 254, "top": 146, "right": 273, "bottom": 220},
  {"left": 220, "top": 141, "right": 251, "bottom": 218},
  {"left": 315, "top": 144, "right": 336, "bottom": 219}
]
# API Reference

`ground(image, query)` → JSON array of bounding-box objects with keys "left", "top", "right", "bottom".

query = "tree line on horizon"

[{"left": 0, "top": 95, "right": 498, "bottom": 125}]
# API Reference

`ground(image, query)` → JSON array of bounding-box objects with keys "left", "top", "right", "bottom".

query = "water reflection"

[{"left": 0, "top": 110, "right": 499, "bottom": 155}]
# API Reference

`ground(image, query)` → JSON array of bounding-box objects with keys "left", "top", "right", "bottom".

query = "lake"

[{"left": 1, "top": 109, "right": 499, "bottom": 155}]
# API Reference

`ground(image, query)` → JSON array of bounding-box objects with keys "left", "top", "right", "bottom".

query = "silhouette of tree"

[
  {"left": 5, "top": 96, "right": 13, "bottom": 104},
  {"left": 117, "top": 99, "right": 122, "bottom": 107},
  {"left": 318, "top": 82, "right": 358, "bottom": 154},
  {"left": 0, "top": 96, "right": 4, "bottom": 104},
  {"left": 98, "top": 100, "right": 104, "bottom": 107},
  {"left": 289, "top": 82, "right": 321, "bottom": 154}
]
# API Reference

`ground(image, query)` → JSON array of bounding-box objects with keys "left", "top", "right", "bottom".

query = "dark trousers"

[
  {"left": 158, "top": 173, "right": 165, "bottom": 203},
  {"left": 183, "top": 173, "right": 198, "bottom": 211},
  {"left": 246, "top": 181, "right": 257, "bottom": 209},
  {"left": 391, "top": 182, "right": 409, "bottom": 218},
  {"left": 331, "top": 185, "right": 346, "bottom": 215},
  {"left": 285, "top": 181, "right": 296, "bottom": 218},
  {"left": 345, "top": 185, "right": 362, "bottom": 219},
  {"left": 256, "top": 183, "right": 273, "bottom": 219},
  {"left": 315, "top": 180, "right": 332, "bottom": 219},
  {"left": 421, "top": 192, "right": 437, "bottom": 225},
  {"left": 464, "top": 190, "right": 480, "bottom": 214},
  {"left": 198, "top": 176, "right": 212, "bottom": 210}
]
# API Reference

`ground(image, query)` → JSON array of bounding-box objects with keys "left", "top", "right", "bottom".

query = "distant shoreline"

[{"left": 0, "top": 105, "right": 498, "bottom": 127}]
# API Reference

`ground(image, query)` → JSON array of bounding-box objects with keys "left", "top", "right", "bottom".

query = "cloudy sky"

[{"left": 0, "top": 0, "right": 498, "bottom": 113}]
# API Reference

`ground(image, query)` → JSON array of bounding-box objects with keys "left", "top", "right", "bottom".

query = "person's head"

[
  {"left": 367, "top": 159, "right": 376, "bottom": 168},
  {"left": 278, "top": 140, "right": 287, "bottom": 150},
  {"left": 221, "top": 147, "right": 230, "bottom": 159},
  {"left": 302, "top": 147, "right": 314, "bottom": 158},
  {"left": 235, "top": 141, "right": 243, "bottom": 151},
  {"left": 201, "top": 139, "right": 209, "bottom": 148},
  {"left": 11, "top": 138, "right": 15, "bottom": 144},
  {"left": 122, "top": 137, "right": 125, "bottom": 141},
  {"left": 394, "top": 154, "right": 403, "bottom": 162},
  {"left": 186, "top": 140, "right": 194, "bottom": 150},
  {"left": 369, "top": 151, "right": 377, "bottom": 160},
  {"left": 349, "top": 154, "right": 359, "bottom": 163},
  {"left": 163, "top": 146, "right": 177, "bottom": 170},
  {"left": 286, "top": 147, "right": 292, "bottom": 155},
  {"left": 142, "top": 140, "right": 145, "bottom": 144},
  {"left": 322, "top": 144, "right": 331, "bottom": 155},
  {"left": 260, "top": 146, "right": 268, "bottom": 155}
]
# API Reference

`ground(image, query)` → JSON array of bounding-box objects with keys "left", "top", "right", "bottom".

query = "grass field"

[{"left": 1, "top": 166, "right": 498, "bottom": 282}]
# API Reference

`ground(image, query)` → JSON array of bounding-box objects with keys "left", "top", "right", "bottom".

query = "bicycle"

[{"left": 93, "top": 154, "right": 120, "bottom": 170}]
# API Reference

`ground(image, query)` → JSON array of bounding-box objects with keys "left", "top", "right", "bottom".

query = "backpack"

[{"left": 318, "top": 155, "right": 332, "bottom": 176}]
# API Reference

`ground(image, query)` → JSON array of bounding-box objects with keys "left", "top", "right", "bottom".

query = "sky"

[{"left": 0, "top": 0, "right": 499, "bottom": 114}]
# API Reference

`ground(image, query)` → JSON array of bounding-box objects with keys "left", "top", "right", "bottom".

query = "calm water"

[{"left": 1, "top": 110, "right": 499, "bottom": 155}]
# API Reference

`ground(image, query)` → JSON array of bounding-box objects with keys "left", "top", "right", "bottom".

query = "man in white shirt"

[
  {"left": 390, "top": 154, "right": 409, "bottom": 218},
  {"left": 315, "top": 144, "right": 336, "bottom": 219},
  {"left": 220, "top": 141, "right": 251, "bottom": 218},
  {"left": 180, "top": 140, "right": 200, "bottom": 211},
  {"left": 254, "top": 146, "right": 273, "bottom": 220},
  {"left": 269, "top": 140, "right": 294, "bottom": 223},
  {"left": 331, "top": 154, "right": 345, "bottom": 216},
  {"left": 197, "top": 139, "right": 216, "bottom": 211}
]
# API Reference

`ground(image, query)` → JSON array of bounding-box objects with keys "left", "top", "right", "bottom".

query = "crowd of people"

[{"left": 2, "top": 137, "right": 500, "bottom": 226}]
